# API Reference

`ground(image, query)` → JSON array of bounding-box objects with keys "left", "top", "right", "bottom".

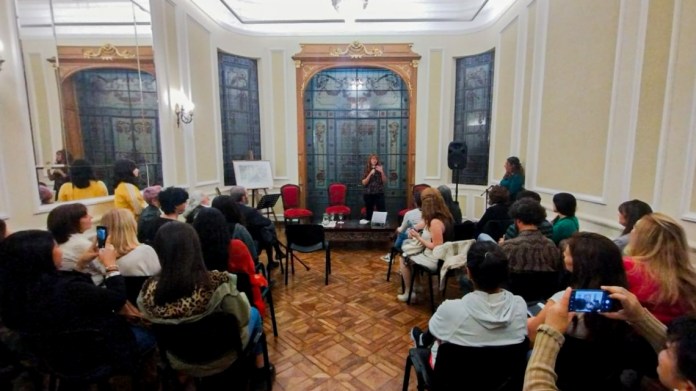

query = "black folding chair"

[
  {"left": 284, "top": 224, "right": 331, "bottom": 286},
  {"left": 403, "top": 339, "right": 528, "bottom": 391}
]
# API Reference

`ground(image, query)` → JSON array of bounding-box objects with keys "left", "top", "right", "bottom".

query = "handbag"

[{"left": 401, "top": 238, "right": 425, "bottom": 256}]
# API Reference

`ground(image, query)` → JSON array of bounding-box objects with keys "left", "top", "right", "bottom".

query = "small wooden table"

[{"left": 319, "top": 220, "right": 396, "bottom": 243}]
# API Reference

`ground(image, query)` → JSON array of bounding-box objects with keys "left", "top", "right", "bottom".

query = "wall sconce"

[{"left": 175, "top": 101, "right": 194, "bottom": 127}]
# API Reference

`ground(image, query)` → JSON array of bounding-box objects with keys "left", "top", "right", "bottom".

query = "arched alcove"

[{"left": 292, "top": 42, "right": 420, "bottom": 210}]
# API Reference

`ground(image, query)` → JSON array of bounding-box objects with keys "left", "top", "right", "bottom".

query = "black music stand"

[
  {"left": 256, "top": 193, "right": 310, "bottom": 272},
  {"left": 255, "top": 193, "right": 281, "bottom": 222}
]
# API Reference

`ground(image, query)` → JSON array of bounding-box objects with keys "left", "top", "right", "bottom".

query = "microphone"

[{"left": 480, "top": 185, "right": 494, "bottom": 196}]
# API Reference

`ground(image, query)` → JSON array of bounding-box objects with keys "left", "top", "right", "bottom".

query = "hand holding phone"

[
  {"left": 568, "top": 289, "right": 620, "bottom": 313},
  {"left": 96, "top": 226, "right": 108, "bottom": 249}
]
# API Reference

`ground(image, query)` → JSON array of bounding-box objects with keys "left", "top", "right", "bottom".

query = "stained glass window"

[
  {"left": 74, "top": 68, "right": 161, "bottom": 190},
  {"left": 218, "top": 51, "right": 262, "bottom": 185},
  {"left": 305, "top": 68, "right": 409, "bottom": 218},
  {"left": 452, "top": 50, "right": 495, "bottom": 185}
]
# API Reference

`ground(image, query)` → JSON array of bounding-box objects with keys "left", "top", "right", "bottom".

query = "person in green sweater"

[
  {"left": 500, "top": 156, "right": 525, "bottom": 201},
  {"left": 551, "top": 192, "right": 579, "bottom": 245}
]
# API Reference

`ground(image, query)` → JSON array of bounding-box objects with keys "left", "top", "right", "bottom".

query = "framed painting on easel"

[{"left": 232, "top": 160, "right": 273, "bottom": 189}]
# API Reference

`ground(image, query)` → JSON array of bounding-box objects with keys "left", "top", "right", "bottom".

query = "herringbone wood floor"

[{"left": 262, "top": 232, "right": 464, "bottom": 391}]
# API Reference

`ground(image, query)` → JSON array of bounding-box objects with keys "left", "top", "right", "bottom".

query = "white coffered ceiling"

[{"left": 192, "top": 0, "right": 517, "bottom": 35}]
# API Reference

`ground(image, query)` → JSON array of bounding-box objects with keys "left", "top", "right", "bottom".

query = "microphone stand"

[{"left": 480, "top": 185, "right": 494, "bottom": 207}]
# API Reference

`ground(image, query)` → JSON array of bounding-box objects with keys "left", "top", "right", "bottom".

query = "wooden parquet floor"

[{"left": 261, "top": 237, "right": 463, "bottom": 391}]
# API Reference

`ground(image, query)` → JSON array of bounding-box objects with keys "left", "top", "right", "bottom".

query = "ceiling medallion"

[
  {"left": 83, "top": 44, "right": 136, "bottom": 61},
  {"left": 329, "top": 41, "right": 383, "bottom": 58}
]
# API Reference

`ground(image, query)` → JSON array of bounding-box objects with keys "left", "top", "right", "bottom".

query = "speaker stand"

[{"left": 454, "top": 169, "right": 460, "bottom": 206}]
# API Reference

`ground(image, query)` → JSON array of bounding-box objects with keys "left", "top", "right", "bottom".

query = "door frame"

[{"left": 292, "top": 42, "right": 421, "bottom": 208}]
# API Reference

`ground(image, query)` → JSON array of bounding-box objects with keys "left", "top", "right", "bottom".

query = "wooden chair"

[
  {"left": 325, "top": 183, "right": 350, "bottom": 217},
  {"left": 280, "top": 184, "right": 313, "bottom": 223},
  {"left": 402, "top": 339, "right": 528, "bottom": 391}
]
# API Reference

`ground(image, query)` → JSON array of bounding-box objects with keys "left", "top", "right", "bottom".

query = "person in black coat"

[
  {"left": 476, "top": 185, "right": 511, "bottom": 240},
  {"left": 229, "top": 186, "right": 285, "bottom": 266}
]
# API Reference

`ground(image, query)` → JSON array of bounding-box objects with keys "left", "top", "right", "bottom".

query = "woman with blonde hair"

[
  {"left": 624, "top": 213, "right": 696, "bottom": 324},
  {"left": 398, "top": 187, "right": 454, "bottom": 302},
  {"left": 101, "top": 208, "right": 161, "bottom": 277}
]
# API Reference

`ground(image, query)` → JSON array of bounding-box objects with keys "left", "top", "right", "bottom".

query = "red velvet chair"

[
  {"left": 325, "top": 183, "right": 351, "bottom": 217},
  {"left": 280, "top": 184, "right": 313, "bottom": 222}
]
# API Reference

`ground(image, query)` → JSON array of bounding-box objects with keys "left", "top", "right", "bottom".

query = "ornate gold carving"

[
  {"left": 411, "top": 59, "right": 419, "bottom": 68},
  {"left": 299, "top": 64, "right": 320, "bottom": 98},
  {"left": 294, "top": 59, "right": 302, "bottom": 68},
  {"left": 329, "top": 41, "right": 383, "bottom": 59},
  {"left": 83, "top": 44, "right": 136, "bottom": 61}
]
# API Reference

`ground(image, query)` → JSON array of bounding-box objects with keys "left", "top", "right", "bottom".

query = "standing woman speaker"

[
  {"left": 361, "top": 154, "right": 387, "bottom": 222},
  {"left": 500, "top": 156, "right": 525, "bottom": 201}
]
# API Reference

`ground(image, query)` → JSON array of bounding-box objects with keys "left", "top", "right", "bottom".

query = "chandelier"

[{"left": 331, "top": 0, "right": 369, "bottom": 24}]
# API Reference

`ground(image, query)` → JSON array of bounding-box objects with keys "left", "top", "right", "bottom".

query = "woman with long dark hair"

[
  {"left": 499, "top": 156, "right": 524, "bottom": 201},
  {"left": 46, "top": 149, "right": 72, "bottom": 200},
  {"left": 137, "top": 222, "right": 270, "bottom": 377},
  {"left": 613, "top": 199, "right": 652, "bottom": 252},
  {"left": 0, "top": 230, "right": 150, "bottom": 372},
  {"left": 57, "top": 159, "right": 108, "bottom": 201},
  {"left": 113, "top": 159, "right": 145, "bottom": 218},
  {"left": 527, "top": 232, "right": 630, "bottom": 389},
  {"left": 211, "top": 195, "right": 258, "bottom": 264}
]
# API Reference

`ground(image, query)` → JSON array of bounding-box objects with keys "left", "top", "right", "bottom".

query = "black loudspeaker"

[{"left": 447, "top": 141, "right": 468, "bottom": 169}]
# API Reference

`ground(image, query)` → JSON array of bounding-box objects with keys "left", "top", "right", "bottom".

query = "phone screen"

[
  {"left": 568, "top": 289, "right": 619, "bottom": 313},
  {"left": 96, "top": 226, "right": 108, "bottom": 248}
]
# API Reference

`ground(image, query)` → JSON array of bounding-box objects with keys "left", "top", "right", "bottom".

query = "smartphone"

[
  {"left": 568, "top": 289, "right": 619, "bottom": 313},
  {"left": 96, "top": 226, "right": 108, "bottom": 249}
]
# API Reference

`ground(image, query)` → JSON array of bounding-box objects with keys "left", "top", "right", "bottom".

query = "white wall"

[{"left": 1, "top": 0, "right": 695, "bottom": 258}]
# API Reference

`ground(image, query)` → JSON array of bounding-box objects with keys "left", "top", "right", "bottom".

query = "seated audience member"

[
  {"left": 0, "top": 219, "right": 7, "bottom": 242},
  {"left": 0, "top": 230, "right": 153, "bottom": 373},
  {"left": 47, "top": 203, "right": 103, "bottom": 284},
  {"left": 502, "top": 190, "right": 553, "bottom": 241},
  {"left": 614, "top": 199, "right": 652, "bottom": 253},
  {"left": 192, "top": 208, "right": 267, "bottom": 314},
  {"left": 500, "top": 199, "right": 561, "bottom": 274},
  {"left": 398, "top": 188, "right": 454, "bottom": 302},
  {"left": 138, "top": 185, "right": 162, "bottom": 243},
  {"left": 526, "top": 232, "right": 630, "bottom": 390},
  {"left": 183, "top": 190, "right": 211, "bottom": 224},
  {"left": 101, "top": 208, "right": 160, "bottom": 277},
  {"left": 212, "top": 195, "right": 259, "bottom": 265},
  {"left": 410, "top": 242, "right": 527, "bottom": 368},
  {"left": 112, "top": 159, "right": 145, "bottom": 218},
  {"left": 57, "top": 159, "right": 108, "bottom": 201},
  {"left": 137, "top": 222, "right": 271, "bottom": 379},
  {"left": 624, "top": 213, "right": 696, "bottom": 324},
  {"left": 38, "top": 182, "right": 53, "bottom": 205},
  {"left": 381, "top": 188, "right": 424, "bottom": 263},
  {"left": 229, "top": 186, "right": 285, "bottom": 266},
  {"left": 551, "top": 192, "right": 579, "bottom": 245},
  {"left": 524, "top": 286, "right": 696, "bottom": 391},
  {"left": 138, "top": 186, "right": 188, "bottom": 245},
  {"left": 437, "top": 185, "right": 462, "bottom": 224},
  {"left": 475, "top": 185, "right": 511, "bottom": 238}
]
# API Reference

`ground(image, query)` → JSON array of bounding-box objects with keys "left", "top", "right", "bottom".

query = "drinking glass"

[{"left": 338, "top": 214, "right": 344, "bottom": 224}]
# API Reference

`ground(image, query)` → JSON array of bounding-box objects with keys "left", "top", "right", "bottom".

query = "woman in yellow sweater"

[
  {"left": 113, "top": 159, "right": 145, "bottom": 218},
  {"left": 57, "top": 159, "right": 108, "bottom": 201}
]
